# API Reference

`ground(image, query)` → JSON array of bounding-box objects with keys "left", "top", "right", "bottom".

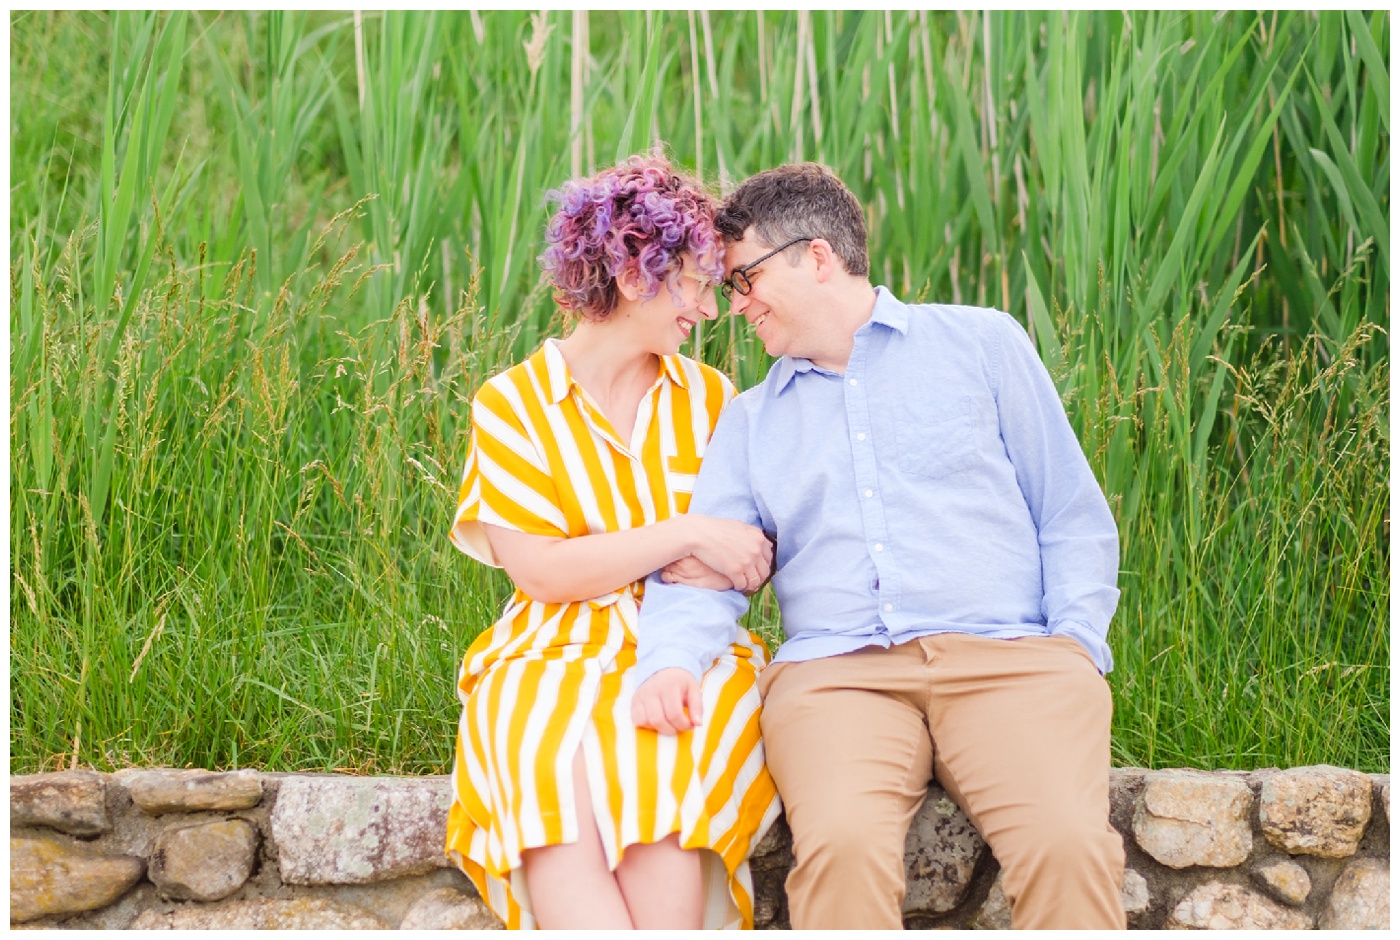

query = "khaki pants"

[{"left": 758, "top": 633, "right": 1125, "bottom": 930}]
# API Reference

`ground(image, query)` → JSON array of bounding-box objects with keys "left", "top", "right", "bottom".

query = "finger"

[
  {"left": 660, "top": 569, "right": 676, "bottom": 584},
  {"left": 633, "top": 692, "right": 658, "bottom": 730},
  {"left": 685, "top": 679, "right": 704, "bottom": 727},
  {"left": 645, "top": 701, "right": 676, "bottom": 735},
  {"left": 662, "top": 692, "right": 692, "bottom": 733}
]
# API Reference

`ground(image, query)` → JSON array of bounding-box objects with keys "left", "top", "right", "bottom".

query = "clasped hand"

[{"left": 667, "top": 516, "right": 773, "bottom": 594}]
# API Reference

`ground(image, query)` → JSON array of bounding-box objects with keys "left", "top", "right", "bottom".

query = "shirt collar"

[
  {"left": 771, "top": 286, "right": 907, "bottom": 393},
  {"left": 659, "top": 354, "right": 690, "bottom": 390},
  {"left": 540, "top": 338, "right": 689, "bottom": 404},
  {"left": 541, "top": 338, "right": 572, "bottom": 404}
]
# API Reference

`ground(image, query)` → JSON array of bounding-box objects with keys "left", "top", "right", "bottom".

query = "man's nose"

[{"left": 728, "top": 291, "right": 751, "bottom": 317}]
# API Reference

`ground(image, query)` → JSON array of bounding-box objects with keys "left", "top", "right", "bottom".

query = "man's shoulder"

[{"left": 901, "top": 299, "right": 1015, "bottom": 333}]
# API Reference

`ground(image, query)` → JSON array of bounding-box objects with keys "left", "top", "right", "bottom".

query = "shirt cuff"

[
  {"left": 1051, "top": 620, "right": 1114, "bottom": 676},
  {"left": 631, "top": 647, "right": 707, "bottom": 689}
]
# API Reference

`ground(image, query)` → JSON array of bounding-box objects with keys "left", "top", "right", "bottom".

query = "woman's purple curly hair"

[{"left": 540, "top": 151, "right": 724, "bottom": 320}]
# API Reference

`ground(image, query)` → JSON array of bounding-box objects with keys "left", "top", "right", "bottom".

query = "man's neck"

[{"left": 805, "top": 282, "right": 880, "bottom": 373}]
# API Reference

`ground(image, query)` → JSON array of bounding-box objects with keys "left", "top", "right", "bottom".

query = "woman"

[{"left": 446, "top": 152, "right": 781, "bottom": 930}]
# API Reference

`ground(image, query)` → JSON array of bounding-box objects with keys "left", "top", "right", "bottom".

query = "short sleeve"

[{"left": 449, "top": 380, "right": 569, "bottom": 566}]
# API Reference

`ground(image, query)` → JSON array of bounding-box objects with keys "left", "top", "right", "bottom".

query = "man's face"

[{"left": 723, "top": 231, "right": 813, "bottom": 359}]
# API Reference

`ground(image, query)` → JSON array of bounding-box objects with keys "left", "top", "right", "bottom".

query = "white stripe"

[
  {"left": 490, "top": 660, "right": 529, "bottom": 867},
  {"left": 512, "top": 656, "right": 566, "bottom": 848},
  {"left": 475, "top": 394, "right": 550, "bottom": 474},
  {"left": 490, "top": 370, "right": 556, "bottom": 475},
  {"left": 474, "top": 451, "right": 569, "bottom": 533},
  {"left": 528, "top": 368, "right": 609, "bottom": 537},
  {"left": 587, "top": 424, "right": 635, "bottom": 532}
]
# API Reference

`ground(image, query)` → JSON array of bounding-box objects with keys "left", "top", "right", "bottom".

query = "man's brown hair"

[{"left": 716, "top": 163, "right": 869, "bottom": 277}]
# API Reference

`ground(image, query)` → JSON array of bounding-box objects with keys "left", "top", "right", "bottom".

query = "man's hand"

[{"left": 631, "top": 667, "right": 703, "bottom": 735}]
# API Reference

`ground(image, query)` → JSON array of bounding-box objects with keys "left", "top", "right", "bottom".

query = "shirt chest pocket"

[
  {"left": 665, "top": 455, "right": 703, "bottom": 514},
  {"left": 894, "top": 395, "right": 977, "bottom": 482}
]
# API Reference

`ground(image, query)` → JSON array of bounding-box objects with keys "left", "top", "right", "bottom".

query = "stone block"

[
  {"left": 1250, "top": 859, "right": 1310, "bottom": 906},
  {"left": 399, "top": 887, "right": 503, "bottom": 929},
  {"left": 9, "top": 834, "right": 144, "bottom": 923},
  {"left": 124, "top": 768, "right": 262, "bottom": 814},
  {"left": 901, "top": 789, "right": 986, "bottom": 915},
  {"left": 149, "top": 818, "right": 258, "bottom": 901},
  {"left": 270, "top": 776, "right": 451, "bottom": 885},
  {"left": 968, "top": 873, "right": 1011, "bottom": 929},
  {"left": 753, "top": 890, "right": 781, "bottom": 929},
  {"left": 970, "top": 867, "right": 1148, "bottom": 929},
  {"left": 1132, "top": 769, "right": 1252, "bottom": 868},
  {"left": 130, "top": 897, "right": 388, "bottom": 929},
  {"left": 9, "top": 770, "right": 110, "bottom": 836},
  {"left": 1258, "top": 764, "right": 1371, "bottom": 857},
  {"left": 749, "top": 815, "right": 792, "bottom": 872},
  {"left": 1164, "top": 882, "right": 1314, "bottom": 930},
  {"left": 1320, "top": 858, "right": 1388, "bottom": 929},
  {"left": 1121, "top": 868, "right": 1151, "bottom": 919}
]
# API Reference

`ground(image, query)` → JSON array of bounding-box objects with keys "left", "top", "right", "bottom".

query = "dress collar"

[{"left": 540, "top": 338, "right": 688, "bottom": 404}]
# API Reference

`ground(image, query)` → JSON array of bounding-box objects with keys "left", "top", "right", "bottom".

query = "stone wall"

[{"left": 9, "top": 765, "right": 1389, "bottom": 929}]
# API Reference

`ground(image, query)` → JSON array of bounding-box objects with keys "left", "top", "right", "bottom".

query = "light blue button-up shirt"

[{"left": 634, "top": 287, "right": 1121, "bottom": 684}]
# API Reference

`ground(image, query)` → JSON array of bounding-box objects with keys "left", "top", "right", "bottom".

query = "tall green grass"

[{"left": 9, "top": 10, "right": 1388, "bottom": 773}]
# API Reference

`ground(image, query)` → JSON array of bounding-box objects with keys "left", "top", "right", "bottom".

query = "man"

[{"left": 631, "top": 163, "right": 1126, "bottom": 929}]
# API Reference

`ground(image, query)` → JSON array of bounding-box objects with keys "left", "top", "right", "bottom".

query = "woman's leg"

[
  {"left": 615, "top": 834, "right": 704, "bottom": 929},
  {"left": 521, "top": 752, "right": 633, "bottom": 929}
]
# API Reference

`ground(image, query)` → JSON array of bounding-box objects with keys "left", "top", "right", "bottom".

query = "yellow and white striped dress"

[{"left": 446, "top": 339, "right": 780, "bottom": 930}]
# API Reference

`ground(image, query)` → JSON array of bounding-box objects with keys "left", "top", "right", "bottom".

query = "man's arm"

[
  {"left": 993, "top": 312, "right": 1121, "bottom": 673},
  {"left": 633, "top": 401, "right": 764, "bottom": 728}
]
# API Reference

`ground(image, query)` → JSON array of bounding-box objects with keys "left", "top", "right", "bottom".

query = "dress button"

[
  {"left": 873, "top": 543, "right": 884, "bottom": 552},
  {"left": 884, "top": 603, "right": 894, "bottom": 612},
  {"left": 857, "top": 433, "right": 867, "bottom": 441},
  {"left": 849, "top": 378, "right": 858, "bottom": 386},
  {"left": 864, "top": 489, "right": 874, "bottom": 498}
]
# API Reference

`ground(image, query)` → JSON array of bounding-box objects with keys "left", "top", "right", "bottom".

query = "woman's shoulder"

[{"left": 474, "top": 346, "right": 556, "bottom": 410}]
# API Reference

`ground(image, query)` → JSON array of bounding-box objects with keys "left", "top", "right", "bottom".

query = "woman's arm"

[{"left": 483, "top": 514, "right": 772, "bottom": 604}]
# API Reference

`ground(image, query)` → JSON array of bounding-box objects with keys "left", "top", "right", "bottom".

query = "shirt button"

[
  {"left": 849, "top": 378, "right": 858, "bottom": 386},
  {"left": 884, "top": 603, "right": 894, "bottom": 612},
  {"left": 864, "top": 489, "right": 874, "bottom": 498},
  {"left": 857, "top": 433, "right": 867, "bottom": 441},
  {"left": 873, "top": 543, "right": 884, "bottom": 552}
]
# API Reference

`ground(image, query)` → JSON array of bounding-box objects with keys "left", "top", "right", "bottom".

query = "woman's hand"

[
  {"left": 662, "top": 555, "right": 768, "bottom": 595},
  {"left": 679, "top": 515, "right": 773, "bottom": 594}
]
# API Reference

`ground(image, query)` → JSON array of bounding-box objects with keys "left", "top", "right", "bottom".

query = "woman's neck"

[{"left": 554, "top": 314, "right": 658, "bottom": 404}]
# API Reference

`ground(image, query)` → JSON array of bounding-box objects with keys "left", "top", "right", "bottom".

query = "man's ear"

[
  {"left": 809, "top": 238, "right": 842, "bottom": 283},
  {"left": 616, "top": 263, "right": 644, "bottom": 301}
]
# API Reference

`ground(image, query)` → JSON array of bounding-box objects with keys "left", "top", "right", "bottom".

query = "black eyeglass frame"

[{"left": 720, "top": 237, "right": 815, "bottom": 300}]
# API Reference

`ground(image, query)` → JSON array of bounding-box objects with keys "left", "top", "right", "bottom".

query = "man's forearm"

[{"left": 634, "top": 572, "right": 751, "bottom": 684}]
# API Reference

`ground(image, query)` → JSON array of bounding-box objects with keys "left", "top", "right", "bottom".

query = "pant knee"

[{"left": 1000, "top": 820, "right": 1124, "bottom": 891}]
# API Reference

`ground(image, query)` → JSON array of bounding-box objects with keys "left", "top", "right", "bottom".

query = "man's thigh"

[
  {"left": 921, "top": 633, "right": 1115, "bottom": 842},
  {"left": 758, "top": 646, "right": 932, "bottom": 847}
]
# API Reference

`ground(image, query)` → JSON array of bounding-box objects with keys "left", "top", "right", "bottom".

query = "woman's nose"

[{"left": 698, "top": 289, "right": 719, "bottom": 320}]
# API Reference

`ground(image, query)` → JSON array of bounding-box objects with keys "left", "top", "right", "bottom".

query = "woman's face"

[{"left": 632, "top": 253, "right": 722, "bottom": 355}]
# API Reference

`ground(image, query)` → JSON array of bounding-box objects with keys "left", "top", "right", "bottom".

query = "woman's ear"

[{"left": 616, "top": 264, "right": 643, "bottom": 301}]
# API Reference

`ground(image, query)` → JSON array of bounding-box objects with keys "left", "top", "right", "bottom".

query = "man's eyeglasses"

[{"left": 720, "top": 237, "right": 814, "bottom": 300}]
